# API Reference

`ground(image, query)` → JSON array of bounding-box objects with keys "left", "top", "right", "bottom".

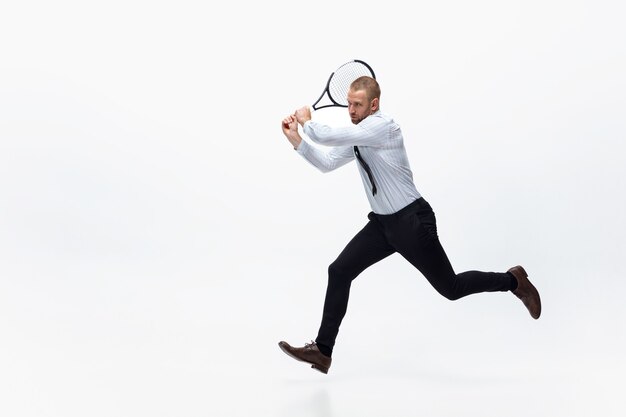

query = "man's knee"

[
  {"left": 328, "top": 261, "right": 344, "bottom": 278},
  {"left": 328, "top": 261, "right": 356, "bottom": 282},
  {"left": 435, "top": 284, "right": 462, "bottom": 301}
]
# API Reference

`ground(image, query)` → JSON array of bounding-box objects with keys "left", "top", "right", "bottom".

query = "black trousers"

[{"left": 315, "top": 197, "right": 513, "bottom": 353}]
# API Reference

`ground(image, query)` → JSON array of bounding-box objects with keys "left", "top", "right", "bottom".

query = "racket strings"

[{"left": 328, "top": 62, "right": 374, "bottom": 106}]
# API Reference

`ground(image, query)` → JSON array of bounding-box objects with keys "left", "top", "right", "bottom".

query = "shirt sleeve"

[
  {"left": 296, "top": 140, "right": 355, "bottom": 173},
  {"left": 303, "top": 114, "right": 389, "bottom": 147}
]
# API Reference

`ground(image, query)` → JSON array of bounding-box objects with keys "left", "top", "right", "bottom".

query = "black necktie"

[{"left": 354, "top": 146, "right": 377, "bottom": 196}]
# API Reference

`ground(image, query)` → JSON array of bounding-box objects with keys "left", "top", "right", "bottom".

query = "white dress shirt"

[{"left": 296, "top": 110, "right": 421, "bottom": 215}]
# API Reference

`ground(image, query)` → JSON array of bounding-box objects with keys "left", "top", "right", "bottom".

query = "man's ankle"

[{"left": 316, "top": 342, "right": 332, "bottom": 358}]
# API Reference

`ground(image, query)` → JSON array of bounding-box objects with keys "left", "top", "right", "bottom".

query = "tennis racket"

[{"left": 312, "top": 59, "right": 376, "bottom": 110}]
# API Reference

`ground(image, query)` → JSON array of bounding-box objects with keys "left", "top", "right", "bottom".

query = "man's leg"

[
  {"left": 279, "top": 216, "right": 394, "bottom": 373},
  {"left": 387, "top": 199, "right": 514, "bottom": 300},
  {"left": 315, "top": 215, "right": 395, "bottom": 355}
]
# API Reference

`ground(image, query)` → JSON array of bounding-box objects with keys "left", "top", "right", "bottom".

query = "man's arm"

[
  {"left": 297, "top": 141, "right": 355, "bottom": 173},
  {"left": 282, "top": 113, "right": 354, "bottom": 173},
  {"left": 293, "top": 106, "right": 388, "bottom": 147}
]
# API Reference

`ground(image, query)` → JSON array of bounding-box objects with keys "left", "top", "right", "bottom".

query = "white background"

[{"left": 1, "top": 1, "right": 625, "bottom": 416}]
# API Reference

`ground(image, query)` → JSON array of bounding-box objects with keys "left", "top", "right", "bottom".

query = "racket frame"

[{"left": 312, "top": 59, "right": 376, "bottom": 110}]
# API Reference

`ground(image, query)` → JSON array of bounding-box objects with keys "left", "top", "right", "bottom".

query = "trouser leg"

[
  {"left": 315, "top": 217, "right": 394, "bottom": 354},
  {"left": 386, "top": 199, "right": 513, "bottom": 300}
]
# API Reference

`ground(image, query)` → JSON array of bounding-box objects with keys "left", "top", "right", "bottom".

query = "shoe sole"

[{"left": 310, "top": 364, "right": 329, "bottom": 374}]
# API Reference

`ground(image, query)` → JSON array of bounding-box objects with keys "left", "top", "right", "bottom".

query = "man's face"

[{"left": 347, "top": 89, "right": 377, "bottom": 125}]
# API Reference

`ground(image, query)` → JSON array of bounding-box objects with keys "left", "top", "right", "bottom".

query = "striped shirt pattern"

[{"left": 296, "top": 111, "right": 421, "bottom": 215}]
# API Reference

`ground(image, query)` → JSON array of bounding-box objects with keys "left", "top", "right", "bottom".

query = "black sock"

[
  {"left": 316, "top": 343, "right": 332, "bottom": 358},
  {"left": 507, "top": 272, "right": 518, "bottom": 291}
]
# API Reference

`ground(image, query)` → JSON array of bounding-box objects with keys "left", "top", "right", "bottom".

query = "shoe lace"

[{"left": 304, "top": 340, "right": 317, "bottom": 349}]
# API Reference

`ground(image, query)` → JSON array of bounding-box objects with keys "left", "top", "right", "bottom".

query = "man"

[{"left": 279, "top": 76, "right": 541, "bottom": 374}]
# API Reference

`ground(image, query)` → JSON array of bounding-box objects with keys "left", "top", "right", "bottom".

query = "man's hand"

[
  {"left": 281, "top": 114, "right": 302, "bottom": 150},
  {"left": 294, "top": 106, "right": 312, "bottom": 126}
]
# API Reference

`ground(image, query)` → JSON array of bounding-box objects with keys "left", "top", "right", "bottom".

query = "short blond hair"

[{"left": 350, "top": 76, "right": 380, "bottom": 102}]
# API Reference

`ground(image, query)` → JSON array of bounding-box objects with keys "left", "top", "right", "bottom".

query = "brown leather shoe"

[
  {"left": 509, "top": 265, "right": 541, "bottom": 319},
  {"left": 278, "top": 340, "right": 332, "bottom": 374}
]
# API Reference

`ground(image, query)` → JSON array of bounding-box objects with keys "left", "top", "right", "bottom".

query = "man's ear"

[{"left": 371, "top": 97, "right": 379, "bottom": 112}]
